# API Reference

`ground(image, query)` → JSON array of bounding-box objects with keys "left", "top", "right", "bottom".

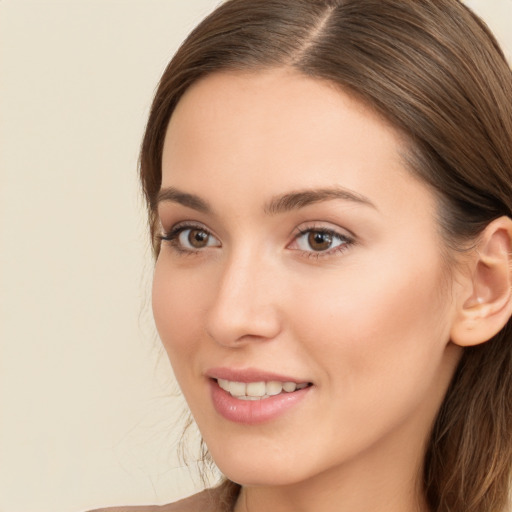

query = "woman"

[{"left": 96, "top": 0, "right": 512, "bottom": 511}]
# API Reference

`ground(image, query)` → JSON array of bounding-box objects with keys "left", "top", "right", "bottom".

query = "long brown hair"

[{"left": 140, "top": 1, "right": 512, "bottom": 511}]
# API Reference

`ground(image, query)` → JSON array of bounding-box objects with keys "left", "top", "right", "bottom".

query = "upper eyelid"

[
  {"left": 288, "top": 223, "right": 356, "bottom": 252},
  {"left": 296, "top": 226, "right": 349, "bottom": 237},
  {"left": 292, "top": 221, "right": 356, "bottom": 239},
  {"left": 160, "top": 220, "right": 212, "bottom": 235},
  {"left": 291, "top": 227, "right": 353, "bottom": 246}
]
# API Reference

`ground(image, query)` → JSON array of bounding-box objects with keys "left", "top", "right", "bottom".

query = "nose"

[{"left": 205, "top": 249, "right": 282, "bottom": 347}]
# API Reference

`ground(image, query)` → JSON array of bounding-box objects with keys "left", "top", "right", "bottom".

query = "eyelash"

[
  {"left": 158, "top": 222, "right": 354, "bottom": 259},
  {"left": 158, "top": 222, "right": 218, "bottom": 255},
  {"left": 292, "top": 226, "right": 354, "bottom": 259}
]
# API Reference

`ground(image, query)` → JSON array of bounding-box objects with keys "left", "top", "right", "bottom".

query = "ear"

[{"left": 450, "top": 216, "right": 512, "bottom": 347}]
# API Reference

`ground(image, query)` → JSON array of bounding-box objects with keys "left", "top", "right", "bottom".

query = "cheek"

[
  {"left": 290, "top": 252, "right": 454, "bottom": 406},
  {"left": 152, "top": 258, "right": 208, "bottom": 376},
  {"left": 277, "top": 256, "right": 457, "bottom": 468}
]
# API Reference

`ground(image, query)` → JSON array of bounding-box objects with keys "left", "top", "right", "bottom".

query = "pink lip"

[
  {"left": 207, "top": 368, "right": 312, "bottom": 425},
  {"left": 207, "top": 367, "right": 310, "bottom": 384}
]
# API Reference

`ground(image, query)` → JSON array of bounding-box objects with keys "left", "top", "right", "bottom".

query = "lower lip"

[{"left": 209, "top": 379, "right": 311, "bottom": 425}]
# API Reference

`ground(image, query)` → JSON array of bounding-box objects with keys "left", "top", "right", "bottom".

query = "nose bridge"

[{"left": 205, "top": 243, "right": 281, "bottom": 346}]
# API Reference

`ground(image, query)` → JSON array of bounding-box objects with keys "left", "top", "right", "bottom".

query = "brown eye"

[
  {"left": 307, "top": 231, "right": 333, "bottom": 251},
  {"left": 188, "top": 228, "right": 210, "bottom": 248},
  {"left": 172, "top": 226, "right": 221, "bottom": 251},
  {"left": 162, "top": 224, "right": 221, "bottom": 252},
  {"left": 289, "top": 227, "right": 351, "bottom": 256}
]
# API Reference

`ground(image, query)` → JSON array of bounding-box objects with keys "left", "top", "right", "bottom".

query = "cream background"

[{"left": 0, "top": 1, "right": 510, "bottom": 511}]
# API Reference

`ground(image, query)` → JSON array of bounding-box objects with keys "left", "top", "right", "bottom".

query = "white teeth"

[
  {"left": 246, "top": 381, "right": 266, "bottom": 397},
  {"left": 283, "top": 382, "right": 297, "bottom": 392},
  {"left": 216, "top": 379, "right": 309, "bottom": 399},
  {"left": 266, "top": 381, "right": 283, "bottom": 396},
  {"left": 218, "top": 378, "right": 229, "bottom": 390},
  {"left": 228, "top": 381, "right": 246, "bottom": 397}
]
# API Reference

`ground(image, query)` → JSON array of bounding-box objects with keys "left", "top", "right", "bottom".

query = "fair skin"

[{"left": 151, "top": 68, "right": 474, "bottom": 512}]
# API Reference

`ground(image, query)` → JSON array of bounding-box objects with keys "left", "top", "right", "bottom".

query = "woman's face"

[{"left": 153, "top": 69, "right": 463, "bottom": 487}]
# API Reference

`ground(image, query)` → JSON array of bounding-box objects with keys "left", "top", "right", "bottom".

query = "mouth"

[
  {"left": 214, "top": 378, "right": 312, "bottom": 400},
  {"left": 207, "top": 371, "right": 313, "bottom": 424}
]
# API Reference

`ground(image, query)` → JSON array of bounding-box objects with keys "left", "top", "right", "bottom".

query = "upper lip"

[{"left": 206, "top": 367, "right": 311, "bottom": 384}]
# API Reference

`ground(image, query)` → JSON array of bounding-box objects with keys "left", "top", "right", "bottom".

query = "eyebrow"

[
  {"left": 264, "top": 187, "right": 376, "bottom": 214},
  {"left": 156, "top": 185, "right": 376, "bottom": 214},
  {"left": 156, "top": 187, "right": 211, "bottom": 213}
]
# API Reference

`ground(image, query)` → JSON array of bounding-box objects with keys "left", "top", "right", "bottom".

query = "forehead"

[
  {"left": 164, "top": 69, "right": 401, "bottom": 164},
  {"left": 161, "top": 68, "right": 432, "bottom": 220}
]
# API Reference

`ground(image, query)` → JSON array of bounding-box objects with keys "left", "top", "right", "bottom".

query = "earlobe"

[{"left": 450, "top": 216, "right": 512, "bottom": 347}]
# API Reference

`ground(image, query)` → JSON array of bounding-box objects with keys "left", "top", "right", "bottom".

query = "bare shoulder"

[{"left": 89, "top": 489, "right": 222, "bottom": 512}]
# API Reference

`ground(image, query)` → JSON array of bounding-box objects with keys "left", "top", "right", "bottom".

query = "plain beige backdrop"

[{"left": 1, "top": 1, "right": 511, "bottom": 511}]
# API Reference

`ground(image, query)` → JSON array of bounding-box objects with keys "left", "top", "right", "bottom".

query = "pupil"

[
  {"left": 189, "top": 229, "right": 208, "bottom": 248},
  {"left": 308, "top": 231, "right": 332, "bottom": 251}
]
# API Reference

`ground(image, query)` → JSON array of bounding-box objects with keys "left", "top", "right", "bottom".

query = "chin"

[
  {"left": 206, "top": 437, "right": 327, "bottom": 488},
  {"left": 219, "top": 463, "right": 311, "bottom": 488}
]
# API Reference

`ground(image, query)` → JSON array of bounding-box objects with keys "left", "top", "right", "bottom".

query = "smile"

[
  {"left": 217, "top": 379, "right": 310, "bottom": 400},
  {"left": 209, "top": 374, "right": 313, "bottom": 424}
]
